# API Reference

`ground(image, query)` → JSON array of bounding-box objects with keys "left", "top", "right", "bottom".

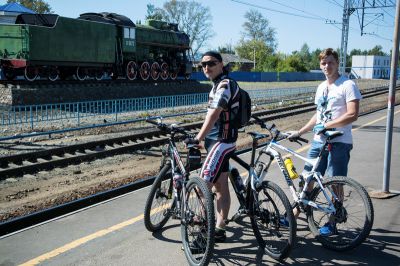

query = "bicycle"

[
  {"left": 143, "top": 117, "right": 215, "bottom": 266},
  {"left": 223, "top": 128, "right": 297, "bottom": 261},
  {"left": 251, "top": 115, "right": 374, "bottom": 251}
]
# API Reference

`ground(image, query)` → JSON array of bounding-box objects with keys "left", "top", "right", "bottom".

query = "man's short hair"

[{"left": 319, "top": 48, "right": 339, "bottom": 62}]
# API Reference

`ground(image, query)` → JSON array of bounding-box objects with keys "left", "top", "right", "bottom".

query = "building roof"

[
  {"left": 221, "top": 53, "right": 253, "bottom": 64},
  {"left": 0, "top": 2, "right": 35, "bottom": 14}
]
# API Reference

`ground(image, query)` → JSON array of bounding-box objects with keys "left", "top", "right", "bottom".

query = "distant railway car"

[{"left": 0, "top": 12, "right": 192, "bottom": 81}]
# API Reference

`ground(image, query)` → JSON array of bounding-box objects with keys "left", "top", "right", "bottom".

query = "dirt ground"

[{"left": 0, "top": 80, "right": 394, "bottom": 222}]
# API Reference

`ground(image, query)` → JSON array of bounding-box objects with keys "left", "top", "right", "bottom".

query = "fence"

[
  {"left": 0, "top": 86, "right": 317, "bottom": 139},
  {"left": 191, "top": 71, "right": 325, "bottom": 82}
]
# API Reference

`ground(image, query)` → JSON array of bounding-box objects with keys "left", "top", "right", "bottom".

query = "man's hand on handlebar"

[
  {"left": 286, "top": 131, "right": 301, "bottom": 141},
  {"left": 183, "top": 137, "right": 202, "bottom": 148}
]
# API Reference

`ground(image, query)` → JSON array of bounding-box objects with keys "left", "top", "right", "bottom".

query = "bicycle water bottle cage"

[{"left": 323, "top": 130, "right": 344, "bottom": 140}]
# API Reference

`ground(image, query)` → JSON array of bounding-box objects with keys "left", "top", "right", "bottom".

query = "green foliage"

[
  {"left": 367, "top": 45, "right": 387, "bottom": 56},
  {"left": 235, "top": 40, "right": 274, "bottom": 71},
  {"left": 145, "top": 4, "right": 163, "bottom": 20},
  {"left": 241, "top": 9, "right": 277, "bottom": 51},
  {"left": 7, "top": 0, "right": 52, "bottom": 13},
  {"left": 277, "top": 54, "right": 308, "bottom": 72},
  {"left": 217, "top": 44, "right": 235, "bottom": 54}
]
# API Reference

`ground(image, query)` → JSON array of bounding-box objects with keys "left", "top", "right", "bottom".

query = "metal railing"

[{"left": 0, "top": 86, "right": 317, "bottom": 138}]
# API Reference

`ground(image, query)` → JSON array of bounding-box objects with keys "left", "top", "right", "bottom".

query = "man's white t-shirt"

[{"left": 314, "top": 75, "right": 362, "bottom": 144}]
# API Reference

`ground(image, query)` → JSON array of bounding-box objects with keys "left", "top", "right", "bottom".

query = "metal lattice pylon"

[{"left": 339, "top": 0, "right": 351, "bottom": 75}]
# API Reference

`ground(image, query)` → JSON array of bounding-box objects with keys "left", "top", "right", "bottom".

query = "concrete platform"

[{"left": 0, "top": 106, "right": 399, "bottom": 265}]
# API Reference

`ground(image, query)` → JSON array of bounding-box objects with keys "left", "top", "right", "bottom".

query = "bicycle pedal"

[{"left": 230, "top": 212, "right": 246, "bottom": 223}]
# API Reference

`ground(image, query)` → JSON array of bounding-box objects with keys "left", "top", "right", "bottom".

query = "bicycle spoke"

[
  {"left": 307, "top": 176, "right": 374, "bottom": 251},
  {"left": 250, "top": 181, "right": 296, "bottom": 262}
]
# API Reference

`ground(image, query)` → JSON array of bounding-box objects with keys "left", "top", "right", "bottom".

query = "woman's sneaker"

[
  {"left": 319, "top": 222, "right": 338, "bottom": 236},
  {"left": 215, "top": 228, "right": 226, "bottom": 243}
]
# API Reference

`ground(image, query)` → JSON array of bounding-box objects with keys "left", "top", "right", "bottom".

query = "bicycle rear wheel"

[
  {"left": 181, "top": 177, "right": 215, "bottom": 266},
  {"left": 144, "top": 164, "right": 175, "bottom": 232},
  {"left": 250, "top": 180, "right": 296, "bottom": 262},
  {"left": 307, "top": 176, "right": 374, "bottom": 251}
]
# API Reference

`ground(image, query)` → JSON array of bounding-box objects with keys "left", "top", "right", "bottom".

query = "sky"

[{"left": 43, "top": 0, "right": 396, "bottom": 55}]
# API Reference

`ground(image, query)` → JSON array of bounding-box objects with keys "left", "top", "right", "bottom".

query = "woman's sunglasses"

[{"left": 201, "top": 61, "right": 219, "bottom": 68}]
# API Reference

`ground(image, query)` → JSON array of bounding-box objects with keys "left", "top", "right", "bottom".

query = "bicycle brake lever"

[{"left": 294, "top": 140, "right": 302, "bottom": 146}]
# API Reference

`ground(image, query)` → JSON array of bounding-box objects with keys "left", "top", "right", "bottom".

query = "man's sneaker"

[
  {"left": 215, "top": 228, "right": 226, "bottom": 243},
  {"left": 319, "top": 222, "right": 338, "bottom": 236},
  {"left": 279, "top": 216, "right": 290, "bottom": 227}
]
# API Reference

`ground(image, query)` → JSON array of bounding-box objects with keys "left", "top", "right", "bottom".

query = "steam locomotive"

[{"left": 0, "top": 12, "right": 193, "bottom": 81}]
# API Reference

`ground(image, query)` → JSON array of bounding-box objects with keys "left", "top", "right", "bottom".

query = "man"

[
  {"left": 186, "top": 51, "right": 240, "bottom": 242},
  {"left": 287, "top": 48, "right": 362, "bottom": 236}
]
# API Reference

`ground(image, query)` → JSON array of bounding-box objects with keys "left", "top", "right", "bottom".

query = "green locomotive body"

[{"left": 0, "top": 12, "right": 192, "bottom": 81}]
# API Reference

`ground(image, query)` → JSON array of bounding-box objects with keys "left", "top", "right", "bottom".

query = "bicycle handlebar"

[
  {"left": 251, "top": 115, "right": 309, "bottom": 144},
  {"left": 146, "top": 117, "right": 192, "bottom": 137}
]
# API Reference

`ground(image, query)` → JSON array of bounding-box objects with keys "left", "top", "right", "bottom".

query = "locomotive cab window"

[
  {"left": 124, "top": 27, "right": 135, "bottom": 47},
  {"left": 124, "top": 27, "right": 135, "bottom": 39}
]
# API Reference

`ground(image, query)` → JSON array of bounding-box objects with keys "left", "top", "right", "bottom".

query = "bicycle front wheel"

[
  {"left": 181, "top": 177, "right": 215, "bottom": 266},
  {"left": 250, "top": 180, "right": 296, "bottom": 262},
  {"left": 144, "top": 164, "right": 175, "bottom": 232},
  {"left": 307, "top": 176, "right": 374, "bottom": 251}
]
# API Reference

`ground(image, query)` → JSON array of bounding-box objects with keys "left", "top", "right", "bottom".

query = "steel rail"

[{"left": 0, "top": 88, "right": 392, "bottom": 179}]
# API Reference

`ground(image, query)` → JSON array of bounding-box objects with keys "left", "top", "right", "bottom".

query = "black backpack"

[{"left": 229, "top": 79, "right": 252, "bottom": 128}]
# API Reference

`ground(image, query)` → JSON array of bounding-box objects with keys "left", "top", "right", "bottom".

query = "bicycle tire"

[
  {"left": 307, "top": 176, "right": 374, "bottom": 251},
  {"left": 181, "top": 177, "right": 215, "bottom": 266},
  {"left": 144, "top": 164, "right": 175, "bottom": 232},
  {"left": 250, "top": 180, "right": 296, "bottom": 261}
]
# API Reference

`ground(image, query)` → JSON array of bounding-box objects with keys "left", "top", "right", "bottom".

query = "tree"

[
  {"left": 217, "top": 44, "right": 235, "bottom": 54},
  {"left": 145, "top": 4, "right": 163, "bottom": 20},
  {"left": 277, "top": 54, "right": 308, "bottom": 72},
  {"left": 235, "top": 40, "right": 273, "bottom": 71},
  {"left": 309, "top": 48, "right": 322, "bottom": 70},
  {"left": 367, "top": 45, "right": 387, "bottom": 56},
  {"left": 155, "top": 0, "right": 213, "bottom": 57},
  {"left": 241, "top": 9, "right": 277, "bottom": 51},
  {"left": 7, "top": 0, "right": 52, "bottom": 13},
  {"left": 236, "top": 9, "right": 277, "bottom": 70}
]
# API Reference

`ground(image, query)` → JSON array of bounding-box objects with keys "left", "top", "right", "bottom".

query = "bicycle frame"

[
  {"left": 165, "top": 138, "right": 188, "bottom": 211},
  {"left": 227, "top": 132, "right": 272, "bottom": 216},
  {"left": 259, "top": 139, "right": 338, "bottom": 214}
]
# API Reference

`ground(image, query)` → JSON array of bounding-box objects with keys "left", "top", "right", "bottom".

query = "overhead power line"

[{"left": 230, "top": 0, "right": 336, "bottom": 21}]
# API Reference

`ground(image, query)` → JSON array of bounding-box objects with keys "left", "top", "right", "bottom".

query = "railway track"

[{"left": 0, "top": 87, "right": 392, "bottom": 179}]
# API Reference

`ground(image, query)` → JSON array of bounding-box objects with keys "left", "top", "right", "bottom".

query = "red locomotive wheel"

[
  {"left": 76, "top": 67, "right": 87, "bottom": 81},
  {"left": 24, "top": 66, "right": 38, "bottom": 81},
  {"left": 126, "top": 61, "right": 137, "bottom": 80},
  {"left": 160, "top": 63, "right": 169, "bottom": 80},
  {"left": 170, "top": 70, "right": 178, "bottom": 80},
  {"left": 140, "top": 62, "right": 150, "bottom": 80},
  {"left": 95, "top": 70, "right": 104, "bottom": 81},
  {"left": 150, "top": 62, "right": 160, "bottom": 80},
  {"left": 48, "top": 66, "right": 59, "bottom": 82}
]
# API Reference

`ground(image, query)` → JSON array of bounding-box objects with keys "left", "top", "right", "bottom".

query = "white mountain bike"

[{"left": 251, "top": 115, "right": 374, "bottom": 251}]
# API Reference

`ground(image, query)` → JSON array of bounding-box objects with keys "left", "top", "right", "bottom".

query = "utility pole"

[
  {"left": 382, "top": 0, "right": 400, "bottom": 193},
  {"left": 339, "top": 0, "right": 353, "bottom": 75}
]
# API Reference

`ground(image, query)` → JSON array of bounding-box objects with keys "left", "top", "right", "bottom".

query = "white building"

[{"left": 351, "top": 55, "right": 391, "bottom": 79}]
